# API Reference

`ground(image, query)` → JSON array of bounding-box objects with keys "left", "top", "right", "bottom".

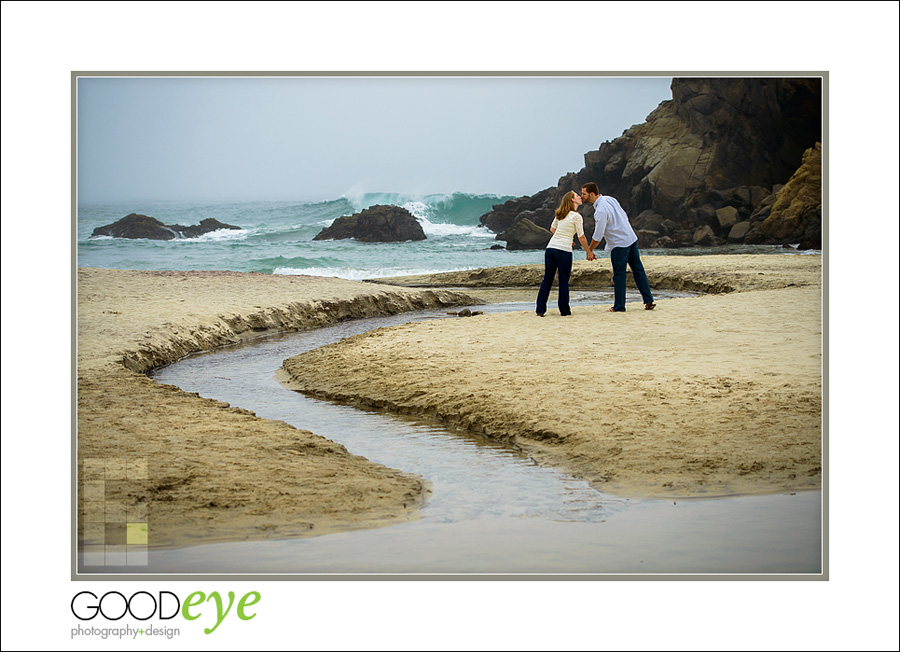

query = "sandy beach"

[
  {"left": 78, "top": 254, "right": 822, "bottom": 553},
  {"left": 283, "top": 254, "right": 823, "bottom": 498},
  {"left": 77, "top": 268, "right": 478, "bottom": 549}
]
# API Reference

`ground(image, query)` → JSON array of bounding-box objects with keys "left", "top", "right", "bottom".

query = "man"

[{"left": 581, "top": 183, "right": 656, "bottom": 312}]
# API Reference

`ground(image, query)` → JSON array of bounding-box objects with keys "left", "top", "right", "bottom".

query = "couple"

[{"left": 535, "top": 183, "right": 655, "bottom": 316}]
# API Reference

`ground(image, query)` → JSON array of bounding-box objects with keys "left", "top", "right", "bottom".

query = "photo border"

[{"left": 71, "top": 70, "right": 828, "bottom": 582}]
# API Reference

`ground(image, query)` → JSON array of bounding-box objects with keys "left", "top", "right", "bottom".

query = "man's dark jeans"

[
  {"left": 610, "top": 242, "right": 654, "bottom": 311},
  {"left": 536, "top": 247, "right": 573, "bottom": 315}
]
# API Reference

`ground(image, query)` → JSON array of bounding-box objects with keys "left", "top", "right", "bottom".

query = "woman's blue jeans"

[
  {"left": 610, "top": 242, "right": 654, "bottom": 311},
  {"left": 536, "top": 247, "right": 573, "bottom": 315}
]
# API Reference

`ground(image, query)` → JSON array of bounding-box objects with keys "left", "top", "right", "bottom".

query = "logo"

[{"left": 71, "top": 590, "right": 260, "bottom": 636}]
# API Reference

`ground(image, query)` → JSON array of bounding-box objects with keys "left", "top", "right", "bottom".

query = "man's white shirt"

[{"left": 591, "top": 194, "right": 638, "bottom": 251}]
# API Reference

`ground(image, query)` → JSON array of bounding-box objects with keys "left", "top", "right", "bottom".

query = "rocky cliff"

[{"left": 480, "top": 77, "right": 822, "bottom": 249}]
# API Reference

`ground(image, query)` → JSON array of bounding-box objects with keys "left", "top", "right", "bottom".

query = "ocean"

[{"left": 77, "top": 192, "right": 816, "bottom": 278}]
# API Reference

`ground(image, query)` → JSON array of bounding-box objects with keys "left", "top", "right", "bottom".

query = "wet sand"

[
  {"left": 283, "top": 254, "right": 823, "bottom": 498},
  {"left": 77, "top": 268, "right": 478, "bottom": 549}
]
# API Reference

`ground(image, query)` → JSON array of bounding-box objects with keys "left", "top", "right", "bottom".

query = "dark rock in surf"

[
  {"left": 313, "top": 205, "right": 426, "bottom": 242},
  {"left": 179, "top": 219, "right": 241, "bottom": 238},
  {"left": 91, "top": 213, "right": 241, "bottom": 240}
]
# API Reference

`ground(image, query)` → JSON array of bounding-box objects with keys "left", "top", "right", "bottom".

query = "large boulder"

[
  {"left": 480, "top": 187, "right": 557, "bottom": 233},
  {"left": 715, "top": 206, "right": 740, "bottom": 233},
  {"left": 498, "top": 218, "right": 552, "bottom": 251},
  {"left": 633, "top": 210, "right": 667, "bottom": 233},
  {"left": 313, "top": 205, "right": 426, "bottom": 242},
  {"left": 91, "top": 214, "right": 241, "bottom": 240},
  {"left": 692, "top": 224, "right": 716, "bottom": 246},
  {"left": 478, "top": 78, "right": 822, "bottom": 247},
  {"left": 727, "top": 221, "right": 752, "bottom": 243}
]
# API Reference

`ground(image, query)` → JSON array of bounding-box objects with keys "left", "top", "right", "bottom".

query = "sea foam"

[{"left": 188, "top": 228, "right": 251, "bottom": 242}]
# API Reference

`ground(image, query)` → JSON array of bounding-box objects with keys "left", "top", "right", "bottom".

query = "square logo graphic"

[{"left": 79, "top": 457, "right": 149, "bottom": 566}]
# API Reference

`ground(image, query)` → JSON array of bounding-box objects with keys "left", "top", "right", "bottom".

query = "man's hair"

[{"left": 582, "top": 182, "right": 599, "bottom": 196}]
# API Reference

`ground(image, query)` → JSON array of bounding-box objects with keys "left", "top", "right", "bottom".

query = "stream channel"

[{"left": 147, "top": 289, "right": 822, "bottom": 576}]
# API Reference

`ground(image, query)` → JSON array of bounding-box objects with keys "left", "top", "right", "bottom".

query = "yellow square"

[{"left": 126, "top": 522, "right": 148, "bottom": 545}]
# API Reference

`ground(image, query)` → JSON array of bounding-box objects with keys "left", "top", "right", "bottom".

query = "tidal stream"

[{"left": 145, "top": 289, "right": 822, "bottom": 575}]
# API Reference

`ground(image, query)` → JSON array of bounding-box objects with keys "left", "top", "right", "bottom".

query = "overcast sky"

[{"left": 77, "top": 75, "right": 673, "bottom": 203}]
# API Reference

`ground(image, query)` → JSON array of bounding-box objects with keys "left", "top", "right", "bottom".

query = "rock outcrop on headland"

[
  {"left": 91, "top": 213, "right": 241, "bottom": 240},
  {"left": 480, "top": 78, "right": 822, "bottom": 249},
  {"left": 313, "top": 204, "right": 426, "bottom": 242},
  {"left": 745, "top": 143, "right": 822, "bottom": 250}
]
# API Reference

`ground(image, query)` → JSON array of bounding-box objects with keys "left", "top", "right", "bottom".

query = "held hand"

[{"left": 586, "top": 250, "right": 596, "bottom": 261}]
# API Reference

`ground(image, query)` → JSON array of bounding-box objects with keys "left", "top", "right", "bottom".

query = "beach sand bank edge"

[
  {"left": 285, "top": 254, "right": 824, "bottom": 499},
  {"left": 77, "top": 268, "right": 480, "bottom": 551}
]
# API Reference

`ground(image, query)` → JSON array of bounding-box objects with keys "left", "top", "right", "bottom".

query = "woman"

[{"left": 535, "top": 191, "right": 595, "bottom": 316}]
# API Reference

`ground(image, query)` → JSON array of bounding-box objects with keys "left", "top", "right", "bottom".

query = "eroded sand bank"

[
  {"left": 283, "top": 254, "right": 823, "bottom": 498},
  {"left": 77, "top": 268, "right": 478, "bottom": 549}
]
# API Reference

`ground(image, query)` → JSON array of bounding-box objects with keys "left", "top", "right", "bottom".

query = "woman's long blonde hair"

[{"left": 554, "top": 191, "right": 578, "bottom": 220}]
